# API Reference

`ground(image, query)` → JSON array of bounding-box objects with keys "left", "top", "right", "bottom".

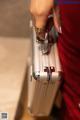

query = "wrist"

[{"left": 35, "top": 26, "right": 46, "bottom": 42}]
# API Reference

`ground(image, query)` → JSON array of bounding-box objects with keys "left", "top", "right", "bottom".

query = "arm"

[
  {"left": 29, "top": 0, "right": 62, "bottom": 33},
  {"left": 30, "top": 0, "right": 53, "bottom": 28}
]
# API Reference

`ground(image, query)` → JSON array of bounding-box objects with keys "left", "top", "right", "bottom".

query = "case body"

[{"left": 27, "top": 26, "right": 62, "bottom": 117}]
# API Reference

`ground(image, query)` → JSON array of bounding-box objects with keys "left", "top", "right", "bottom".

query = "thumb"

[{"left": 53, "top": 6, "right": 62, "bottom": 33}]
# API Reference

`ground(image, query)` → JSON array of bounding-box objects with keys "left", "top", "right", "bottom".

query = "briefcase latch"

[{"left": 44, "top": 66, "right": 55, "bottom": 81}]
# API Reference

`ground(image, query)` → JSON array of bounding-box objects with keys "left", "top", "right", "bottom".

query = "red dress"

[{"left": 58, "top": 2, "right": 80, "bottom": 120}]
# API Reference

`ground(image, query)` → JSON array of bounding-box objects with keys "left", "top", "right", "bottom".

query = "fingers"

[{"left": 53, "top": 6, "right": 62, "bottom": 33}]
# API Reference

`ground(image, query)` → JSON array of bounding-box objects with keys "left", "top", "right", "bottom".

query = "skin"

[{"left": 29, "top": 0, "right": 62, "bottom": 33}]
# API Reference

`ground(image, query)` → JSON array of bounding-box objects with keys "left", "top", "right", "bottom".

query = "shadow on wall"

[
  {"left": 0, "top": 0, "right": 31, "bottom": 38},
  {"left": 14, "top": 64, "right": 29, "bottom": 120}
]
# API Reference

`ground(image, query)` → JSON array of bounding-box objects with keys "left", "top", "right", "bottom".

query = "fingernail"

[{"left": 59, "top": 27, "right": 62, "bottom": 33}]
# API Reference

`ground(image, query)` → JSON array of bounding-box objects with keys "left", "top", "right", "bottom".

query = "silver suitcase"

[{"left": 27, "top": 21, "right": 62, "bottom": 117}]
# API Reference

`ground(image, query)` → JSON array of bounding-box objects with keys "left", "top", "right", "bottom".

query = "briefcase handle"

[{"left": 30, "top": 15, "right": 58, "bottom": 54}]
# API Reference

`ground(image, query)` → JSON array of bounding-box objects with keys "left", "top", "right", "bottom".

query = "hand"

[{"left": 29, "top": 0, "right": 62, "bottom": 34}]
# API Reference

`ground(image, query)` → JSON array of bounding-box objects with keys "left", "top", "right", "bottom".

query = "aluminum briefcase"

[{"left": 27, "top": 22, "right": 62, "bottom": 117}]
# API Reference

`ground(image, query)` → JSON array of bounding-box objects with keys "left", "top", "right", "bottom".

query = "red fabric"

[{"left": 58, "top": 3, "right": 80, "bottom": 120}]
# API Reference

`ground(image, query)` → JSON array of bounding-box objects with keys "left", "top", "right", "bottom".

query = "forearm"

[{"left": 29, "top": 0, "right": 54, "bottom": 28}]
